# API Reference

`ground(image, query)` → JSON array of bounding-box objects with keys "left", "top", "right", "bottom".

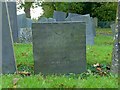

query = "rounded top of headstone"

[{"left": 38, "top": 17, "right": 48, "bottom": 23}]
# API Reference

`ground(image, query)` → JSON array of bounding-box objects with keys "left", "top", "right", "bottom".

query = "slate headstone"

[
  {"left": 26, "top": 18, "right": 32, "bottom": 28},
  {"left": 93, "top": 17, "right": 98, "bottom": 27},
  {"left": 32, "top": 22, "right": 86, "bottom": 75},
  {"left": 7, "top": 2, "right": 18, "bottom": 42},
  {"left": 48, "top": 18, "right": 56, "bottom": 22},
  {"left": 18, "top": 28, "right": 32, "bottom": 43},
  {"left": 65, "top": 13, "right": 80, "bottom": 21},
  {"left": 91, "top": 17, "right": 96, "bottom": 36},
  {"left": 53, "top": 11, "right": 67, "bottom": 21},
  {"left": 1, "top": 2, "right": 16, "bottom": 74},
  {"left": 38, "top": 17, "right": 48, "bottom": 23},
  {"left": 110, "top": 24, "right": 116, "bottom": 36},
  {"left": 71, "top": 14, "right": 94, "bottom": 45},
  {"left": 17, "top": 14, "right": 27, "bottom": 28}
]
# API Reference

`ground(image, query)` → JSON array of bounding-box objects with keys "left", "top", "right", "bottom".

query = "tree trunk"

[
  {"left": 23, "top": 2, "right": 33, "bottom": 18},
  {"left": 24, "top": 7, "right": 31, "bottom": 18},
  {"left": 111, "top": 2, "right": 119, "bottom": 75}
]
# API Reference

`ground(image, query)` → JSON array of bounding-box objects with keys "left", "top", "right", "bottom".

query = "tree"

[
  {"left": 41, "top": 2, "right": 117, "bottom": 21},
  {"left": 17, "top": 0, "right": 42, "bottom": 18},
  {"left": 111, "top": 1, "right": 119, "bottom": 75}
]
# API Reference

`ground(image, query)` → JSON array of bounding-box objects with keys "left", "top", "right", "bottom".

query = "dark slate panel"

[
  {"left": 53, "top": 11, "right": 67, "bottom": 21},
  {"left": 1, "top": 2, "right": 16, "bottom": 74},
  {"left": 7, "top": 2, "right": 18, "bottom": 42},
  {"left": 32, "top": 22, "right": 86, "bottom": 75}
]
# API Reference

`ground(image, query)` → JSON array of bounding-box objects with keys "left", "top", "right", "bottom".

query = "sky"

[{"left": 17, "top": 6, "right": 44, "bottom": 19}]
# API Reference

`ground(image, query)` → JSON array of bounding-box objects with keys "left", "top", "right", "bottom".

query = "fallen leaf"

[
  {"left": 96, "top": 67, "right": 102, "bottom": 71},
  {"left": 13, "top": 78, "right": 20, "bottom": 85},
  {"left": 17, "top": 71, "right": 31, "bottom": 76},
  {"left": 13, "top": 85, "right": 17, "bottom": 88},
  {"left": 93, "top": 63, "right": 100, "bottom": 67}
]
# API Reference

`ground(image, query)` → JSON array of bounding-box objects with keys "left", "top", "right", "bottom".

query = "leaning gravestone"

[
  {"left": 32, "top": 22, "right": 86, "bottom": 75},
  {"left": 71, "top": 14, "right": 94, "bottom": 45},
  {"left": 53, "top": 11, "right": 67, "bottom": 21},
  {"left": 7, "top": 2, "right": 18, "bottom": 42},
  {"left": 1, "top": 2, "right": 16, "bottom": 74}
]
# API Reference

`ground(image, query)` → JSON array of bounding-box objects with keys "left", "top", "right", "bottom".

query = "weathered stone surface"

[
  {"left": 65, "top": 13, "right": 80, "bottom": 21},
  {"left": 18, "top": 28, "right": 32, "bottom": 43},
  {"left": 7, "top": 2, "right": 18, "bottom": 42},
  {"left": 48, "top": 18, "right": 56, "bottom": 22},
  {"left": 71, "top": 14, "right": 94, "bottom": 45},
  {"left": 1, "top": 2, "right": 16, "bottom": 74},
  {"left": 111, "top": 25, "right": 118, "bottom": 75},
  {"left": 53, "top": 11, "right": 67, "bottom": 21},
  {"left": 38, "top": 17, "right": 48, "bottom": 23},
  {"left": 93, "top": 17, "right": 98, "bottom": 27},
  {"left": 111, "top": 2, "right": 119, "bottom": 74},
  {"left": 110, "top": 23, "right": 116, "bottom": 36},
  {"left": 17, "top": 14, "right": 27, "bottom": 28},
  {"left": 26, "top": 18, "right": 32, "bottom": 28},
  {"left": 91, "top": 17, "right": 96, "bottom": 36},
  {"left": 32, "top": 22, "right": 86, "bottom": 75}
]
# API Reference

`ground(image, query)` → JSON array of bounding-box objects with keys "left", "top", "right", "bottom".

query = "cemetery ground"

[{"left": 1, "top": 28, "right": 118, "bottom": 88}]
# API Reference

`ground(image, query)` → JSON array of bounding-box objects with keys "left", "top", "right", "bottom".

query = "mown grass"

[{"left": 1, "top": 28, "right": 118, "bottom": 88}]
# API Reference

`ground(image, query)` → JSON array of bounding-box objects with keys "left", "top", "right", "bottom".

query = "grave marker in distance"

[{"left": 53, "top": 11, "right": 67, "bottom": 21}]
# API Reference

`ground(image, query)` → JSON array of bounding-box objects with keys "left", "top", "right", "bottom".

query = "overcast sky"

[{"left": 17, "top": 6, "right": 43, "bottom": 19}]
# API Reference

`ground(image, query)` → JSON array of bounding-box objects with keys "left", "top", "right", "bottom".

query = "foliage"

[
  {"left": 93, "top": 2, "right": 117, "bottom": 21},
  {"left": 41, "top": 2, "right": 117, "bottom": 21}
]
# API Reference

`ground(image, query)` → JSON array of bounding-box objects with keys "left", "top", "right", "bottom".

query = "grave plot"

[{"left": 32, "top": 22, "right": 86, "bottom": 75}]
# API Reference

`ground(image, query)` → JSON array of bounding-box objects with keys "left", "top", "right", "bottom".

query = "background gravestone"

[
  {"left": 53, "top": 11, "right": 67, "bottom": 21},
  {"left": 38, "top": 17, "right": 48, "bottom": 23},
  {"left": 110, "top": 23, "right": 116, "bottom": 36},
  {"left": 18, "top": 28, "right": 32, "bottom": 43},
  {"left": 26, "top": 18, "right": 32, "bottom": 28},
  {"left": 1, "top": 2, "right": 16, "bottom": 74},
  {"left": 32, "top": 22, "right": 86, "bottom": 75},
  {"left": 48, "top": 18, "right": 56, "bottom": 22},
  {"left": 91, "top": 17, "right": 96, "bottom": 36},
  {"left": 65, "top": 13, "right": 80, "bottom": 21},
  {"left": 17, "top": 14, "right": 27, "bottom": 28},
  {"left": 71, "top": 14, "right": 94, "bottom": 45},
  {"left": 7, "top": 2, "right": 18, "bottom": 42},
  {"left": 93, "top": 17, "right": 98, "bottom": 27}
]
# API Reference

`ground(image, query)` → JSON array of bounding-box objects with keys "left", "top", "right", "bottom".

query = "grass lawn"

[{"left": 1, "top": 28, "right": 118, "bottom": 88}]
